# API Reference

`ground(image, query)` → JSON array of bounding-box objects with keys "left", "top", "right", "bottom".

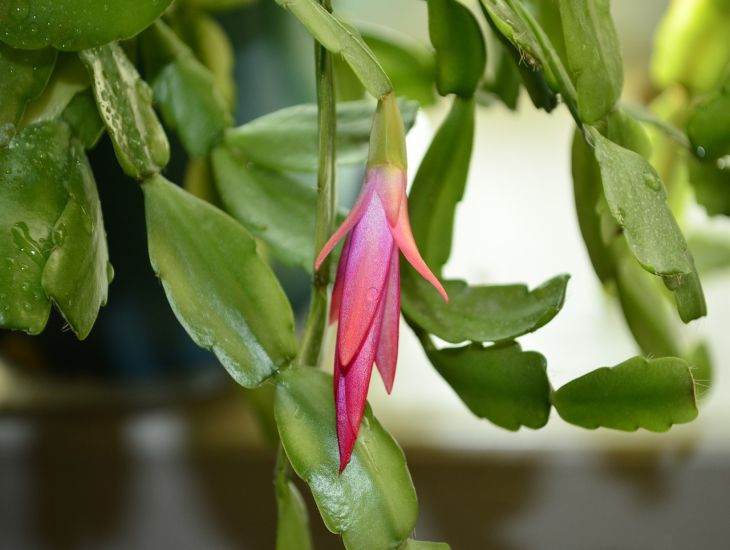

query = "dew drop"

[
  {"left": 697, "top": 146, "right": 706, "bottom": 158},
  {"left": 642, "top": 172, "right": 661, "bottom": 191}
]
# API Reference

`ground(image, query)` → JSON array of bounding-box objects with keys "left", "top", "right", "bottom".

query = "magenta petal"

[
  {"left": 337, "top": 194, "right": 394, "bottom": 366},
  {"left": 315, "top": 183, "right": 375, "bottom": 271},
  {"left": 375, "top": 247, "right": 400, "bottom": 394},
  {"left": 329, "top": 233, "right": 352, "bottom": 325},
  {"left": 334, "top": 362, "right": 356, "bottom": 473},
  {"left": 391, "top": 189, "right": 448, "bottom": 301}
]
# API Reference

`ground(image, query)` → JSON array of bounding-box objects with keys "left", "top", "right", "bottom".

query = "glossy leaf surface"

[
  {"left": 275, "top": 367, "right": 418, "bottom": 550},
  {"left": 553, "top": 356, "right": 698, "bottom": 431},
  {"left": 409, "top": 96, "right": 474, "bottom": 273},
  {"left": 274, "top": 0, "right": 392, "bottom": 98},
  {"left": 427, "top": 0, "right": 487, "bottom": 98},
  {"left": 0, "top": 44, "right": 56, "bottom": 127},
  {"left": 141, "top": 21, "right": 232, "bottom": 156},
  {"left": 80, "top": 44, "right": 170, "bottom": 179},
  {"left": 224, "top": 99, "right": 417, "bottom": 172},
  {"left": 426, "top": 342, "right": 551, "bottom": 430},
  {"left": 402, "top": 274, "right": 569, "bottom": 344},
  {"left": 275, "top": 478, "right": 313, "bottom": 550},
  {"left": 0, "top": 0, "right": 173, "bottom": 51},
  {"left": 211, "top": 146, "right": 318, "bottom": 272},
  {"left": 588, "top": 127, "right": 706, "bottom": 322},
  {"left": 558, "top": 0, "right": 623, "bottom": 123},
  {"left": 0, "top": 121, "right": 110, "bottom": 337},
  {"left": 144, "top": 175, "right": 298, "bottom": 388}
]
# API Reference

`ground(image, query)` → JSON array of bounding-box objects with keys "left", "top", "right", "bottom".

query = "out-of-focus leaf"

[
  {"left": 0, "top": 0, "right": 173, "bottom": 51},
  {"left": 427, "top": 0, "right": 486, "bottom": 98},
  {"left": 141, "top": 21, "right": 232, "bottom": 156},
  {"left": 0, "top": 44, "right": 56, "bottom": 127},
  {"left": 360, "top": 26, "right": 435, "bottom": 106},
  {"left": 688, "top": 228, "right": 730, "bottom": 274},
  {"left": 275, "top": 476, "right": 313, "bottom": 550},
  {"left": 143, "top": 175, "right": 298, "bottom": 387},
  {"left": 426, "top": 342, "right": 551, "bottom": 430},
  {"left": 623, "top": 102, "right": 690, "bottom": 150},
  {"left": 553, "top": 356, "right": 699, "bottom": 431},
  {"left": 333, "top": 54, "right": 366, "bottom": 101},
  {"left": 402, "top": 540, "right": 451, "bottom": 550},
  {"left": 179, "top": 0, "right": 255, "bottom": 12},
  {"left": 274, "top": 367, "right": 418, "bottom": 550},
  {"left": 409, "top": 96, "right": 475, "bottom": 273},
  {"left": 183, "top": 157, "right": 222, "bottom": 206},
  {"left": 686, "top": 342, "right": 713, "bottom": 399},
  {"left": 687, "top": 79, "right": 730, "bottom": 161},
  {"left": 603, "top": 109, "right": 652, "bottom": 160},
  {"left": 60, "top": 91, "right": 105, "bottom": 149},
  {"left": 0, "top": 121, "right": 110, "bottom": 338},
  {"left": 224, "top": 99, "right": 417, "bottom": 172},
  {"left": 19, "top": 54, "right": 89, "bottom": 128},
  {"left": 211, "top": 145, "right": 318, "bottom": 272},
  {"left": 402, "top": 274, "right": 569, "bottom": 344},
  {"left": 479, "top": 38, "right": 521, "bottom": 110},
  {"left": 274, "top": 0, "right": 392, "bottom": 98},
  {"left": 688, "top": 158, "right": 730, "bottom": 216},
  {"left": 558, "top": 0, "right": 623, "bottom": 123},
  {"left": 652, "top": 0, "right": 730, "bottom": 92},
  {"left": 80, "top": 43, "right": 170, "bottom": 179},
  {"left": 588, "top": 127, "right": 706, "bottom": 322},
  {"left": 42, "top": 138, "right": 112, "bottom": 339}
]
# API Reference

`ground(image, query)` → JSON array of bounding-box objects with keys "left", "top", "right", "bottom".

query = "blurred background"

[{"left": 1, "top": 0, "right": 729, "bottom": 548}]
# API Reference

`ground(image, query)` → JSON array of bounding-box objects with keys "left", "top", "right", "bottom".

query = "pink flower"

[{"left": 315, "top": 98, "right": 448, "bottom": 471}]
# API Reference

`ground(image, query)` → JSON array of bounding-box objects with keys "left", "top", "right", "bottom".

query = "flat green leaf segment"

[
  {"left": 143, "top": 176, "right": 298, "bottom": 388},
  {"left": 558, "top": 0, "right": 623, "bottom": 123},
  {"left": 687, "top": 76, "right": 730, "bottom": 161},
  {"left": 224, "top": 99, "right": 418, "bottom": 172},
  {"left": 427, "top": 342, "right": 551, "bottom": 430},
  {"left": 0, "top": 44, "right": 56, "bottom": 127},
  {"left": 427, "top": 0, "right": 486, "bottom": 98},
  {"left": 402, "top": 540, "right": 451, "bottom": 550},
  {"left": 409, "top": 96, "right": 474, "bottom": 273},
  {"left": 553, "top": 356, "right": 699, "bottom": 431},
  {"left": 274, "top": 0, "right": 392, "bottom": 98},
  {"left": 0, "top": 0, "right": 173, "bottom": 51},
  {"left": 588, "top": 127, "right": 706, "bottom": 322},
  {"left": 141, "top": 21, "right": 232, "bottom": 157},
  {"left": 179, "top": 0, "right": 255, "bottom": 12},
  {"left": 80, "top": 44, "right": 170, "bottom": 179},
  {"left": 275, "top": 477, "right": 313, "bottom": 550},
  {"left": 689, "top": 159, "right": 730, "bottom": 217},
  {"left": 403, "top": 274, "right": 569, "bottom": 344},
  {"left": 0, "top": 121, "right": 111, "bottom": 338},
  {"left": 60, "top": 91, "right": 105, "bottom": 150},
  {"left": 275, "top": 368, "right": 418, "bottom": 550}
]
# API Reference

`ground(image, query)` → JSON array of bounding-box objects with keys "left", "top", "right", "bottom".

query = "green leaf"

[
  {"left": 179, "top": 0, "right": 255, "bottom": 12},
  {"left": 18, "top": 54, "right": 89, "bottom": 129},
  {"left": 141, "top": 21, "right": 232, "bottom": 157},
  {"left": 688, "top": 158, "right": 730, "bottom": 216},
  {"left": 60, "top": 91, "right": 105, "bottom": 149},
  {"left": 553, "top": 356, "right": 699, "bottom": 431},
  {"left": 558, "top": 0, "right": 623, "bottom": 123},
  {"left": 362, "top": 26, "right": 436, "bottom": 106},
  {"left": 0, "top": 0, "right": 173, "bottom": 51},
  {"left": 588, "top": 127, "right": 706, "bottom": 322},
  {"left": 80, "top": 43, "right": 170, "bottom": 179},
  {"left": 224, "top": 99, "right": 418, "bottom": 172},
  {"left": 276, "top": 478, "right": 313, "bottom": 550},
  {"left": 143, "top": 175, "right": 298, "bottom": 387},
  {"left": 183, "top": 157, "right": 222, "bottom": 206},
  {"left": 211, "top": 145, "right": 318, "bottom": 272},
  {"left": 0, "top": 121, "right": 110, "bottom": 337},
  {"left": 688, "top": 228, "right": 730, "bottom": 275},
  {"left": 274, "top": 0, "right": 392, "bottom": 98},
  {"left": 0, "top": 43, "right": 56, "bottom": 127},
  {"left": 274, "top": 367, "right": 418, "bottom": 550},
  {"left": 427, "top": 0, "right": 487, "bottom": 98},
  {"left": 402, "top": 540, "right": 451, "bottom": 550},
  {"left": 425, "top": 342, "right": 551, "bottom": 430},
  {"left": 687, "top": 79, "right": 730, "bottom": 161},
  {"left": 402, "top": 274, "right": 569, "bottom": 344},
  {"left": 409, "top": 96, "right": 474, "bottom": 273},
  {"left": 478, "top": 37, "right": 521, "bottom": 110},
  {"left": 42, "top": 138, "right": 112, "bottom": 339},
  {"left": 652, "top": 0, "right": 730, "bottom": 92}
]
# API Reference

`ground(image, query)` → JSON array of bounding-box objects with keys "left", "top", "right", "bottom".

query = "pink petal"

[
  {"left": 334, "top": 302, "right": 381, "bottom": 471},
  {"left": 337, "top": 195, "right": 394, "bottom": 367},
  {"left": 314, "top": 181, "right": 375, "bottom": 272},
  {"left": 329, "top": 233, "right": 352, "bottom": 324},
  {"left": 371, "top": 166, "right": 404, "bottom": 227},
  {"left": 375, "top": 246, "right": 400, "bottom": 393},
  {"left": 391, "top": 188, "right": 448, "bottom": 302}
]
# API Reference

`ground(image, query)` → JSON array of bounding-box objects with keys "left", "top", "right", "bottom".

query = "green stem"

[{"left": 297, "top": 0, "right": 337, "bottom": 367}]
